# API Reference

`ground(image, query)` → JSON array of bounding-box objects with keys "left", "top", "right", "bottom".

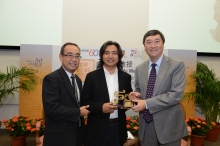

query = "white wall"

[
  {"left": 0, "top": 0, "right": 62, "bottom": 46},
  {"left": 197, "top": 56, "right": 220, "bottom": 78},
  {"left": 149, "top": 0, "right": 220, "bottom": 53},
  {"left": 1, "top": 0, "right": 220, "bottom": 53},
  {"left": 62, "top": 0, "right": 149, "bottom": 49}
]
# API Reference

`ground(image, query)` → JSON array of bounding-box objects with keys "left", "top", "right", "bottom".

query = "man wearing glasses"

[{"left": 42, "top": 42, "right": 90, "bottom": 146}]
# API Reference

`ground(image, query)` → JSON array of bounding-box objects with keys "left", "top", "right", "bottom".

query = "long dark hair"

[{"left": 96, "top": 41, "right": 123, "bottom": 70}]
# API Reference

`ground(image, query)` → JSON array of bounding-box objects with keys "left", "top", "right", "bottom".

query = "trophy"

[{"left": 112, "top": 90, "right": 133, "bottom": 108}]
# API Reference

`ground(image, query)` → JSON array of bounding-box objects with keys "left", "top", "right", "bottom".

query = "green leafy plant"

[
  {"left": 183, "top": 61, "right": 220, "bottom": 123},
  {"left": 0, "top": 66, "right": 37, "bottom": 106},
  {"left": 1, "top": 115, "right": 33, "bottom": 138},
  {"left": 126, "top": 115, "right": 139, "bottom": 135},
  {"left": 186, "top": 117, "right": 213, "bottom": 136}
]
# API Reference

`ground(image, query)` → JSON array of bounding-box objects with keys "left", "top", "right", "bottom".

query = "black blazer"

[
  {"left": 42, "top": 67, "right": 83, "bottom": 146},
  {"left": 82, "top": 67, "right": 133, "bottom": 146}
]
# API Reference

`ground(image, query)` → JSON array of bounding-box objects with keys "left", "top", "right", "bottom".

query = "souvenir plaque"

[{"left": 112, "top": 90, "right": 133, "bottom": 108}]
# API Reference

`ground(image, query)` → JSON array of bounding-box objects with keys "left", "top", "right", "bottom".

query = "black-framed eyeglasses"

[{"left": 62, "top": 54, "right": 82, "bottom": 60}]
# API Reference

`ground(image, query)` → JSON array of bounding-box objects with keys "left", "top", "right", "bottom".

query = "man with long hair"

[{"left": 82, "top": 41, "right": 132, "bottom": 146}]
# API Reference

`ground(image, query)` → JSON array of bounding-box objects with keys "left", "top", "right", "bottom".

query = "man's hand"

[
  {"left": 80, "top": 105, "right": 90, "bottom": 116},
  {"left": 102, "top": 103, "right": 117, "bottom": 113},
  {"left": 132, "top": 99, "right": 146, "bottom": 112},
  {"left": 129, "top": 92, "right": 141, "bottom": 100}
]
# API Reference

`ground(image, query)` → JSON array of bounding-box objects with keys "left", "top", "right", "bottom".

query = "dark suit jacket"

[
  {"left": 81, "top": 67, "right": 132, "bottom": 146},
  {"left": 42, "top": 67, "right": 84, "bottom": 146}
]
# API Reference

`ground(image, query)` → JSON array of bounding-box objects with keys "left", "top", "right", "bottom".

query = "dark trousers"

[
  {"left": 76, "top": 127, "right": 83, "bottom": 146},
  {"left": 86, "top": 122, "right": 121, "bottom": 146}
]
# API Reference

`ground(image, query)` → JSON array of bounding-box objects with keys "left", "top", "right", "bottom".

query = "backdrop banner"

[{"left": 20, "top": 44, "right": 52, "bottom": 119}]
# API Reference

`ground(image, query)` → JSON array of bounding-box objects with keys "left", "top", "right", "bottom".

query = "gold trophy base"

[{"left": 124, "top": 101, "right": 133, "bottom": 108}]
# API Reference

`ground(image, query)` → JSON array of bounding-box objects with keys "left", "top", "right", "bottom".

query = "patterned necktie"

[
  {"left": 71, "top": 74, "right": 79, "bottom": 104},
  {"left": 143, "top": 63, "right": 157, "bottom": 123},
  {"left": 71, "top": 74, "right": 81, "bottom": 127}
]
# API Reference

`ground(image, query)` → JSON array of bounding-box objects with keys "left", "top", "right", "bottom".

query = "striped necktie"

[
  {"left": 71, "top": 74, "right": 79, "bottom": 103},
  {"left": 71, "top": 74, "right": 81, "bottom": 127}
]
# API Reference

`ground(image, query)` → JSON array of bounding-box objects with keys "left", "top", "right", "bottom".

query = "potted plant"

[
  {"left": 1, "top": 115, "right": 33, "bottom": 146},
  {"left": 0, "top": 65, "right": 37, "bottom": 106},
  {"left": 126, "top": 115, "right": 139, "bottom": 136},
  {"left": 183, "top": 61, "right": 220, "bottom": 141},
  {"left": 186, "top": 117, "right": 212, "bottom": 146}
]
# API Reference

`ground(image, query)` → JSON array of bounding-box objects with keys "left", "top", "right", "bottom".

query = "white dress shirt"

[{"left": 104, "top": 66, "right": 118, "bottom": 119}]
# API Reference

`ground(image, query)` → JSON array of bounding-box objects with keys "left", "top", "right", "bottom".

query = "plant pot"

[
  {"left": 205, "top": 124, "right": 220, "bottom": 142},
  {"left": 10, "top": 135, "right": 27, "bottom": 146},
  {"left": 191, "top": 134, "right": 206, "bottom": 146}
]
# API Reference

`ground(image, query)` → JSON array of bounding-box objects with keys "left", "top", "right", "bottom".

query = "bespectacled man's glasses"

[{"left": 62, "top": 54, "right": 82, "bottom": 60}]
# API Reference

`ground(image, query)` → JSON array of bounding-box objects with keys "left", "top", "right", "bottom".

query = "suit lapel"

[
  {"left": 154, "top": 56, "right": 170, "bottom": 95},
  {"left": 98, "top": 68, "right": 110, "bottom": 102},
  {"left": 59, "top": 67, "right": 77, "bottom": 102},
  {"left": 75, "top": 75, "right": 82, "bottom": 93},
  {"left": 141, "top": 61, "right": 150, "bottom": 98}
]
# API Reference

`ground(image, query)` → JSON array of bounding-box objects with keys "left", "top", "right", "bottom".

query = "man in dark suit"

[
  {"left": 131, "top": 30, "right": 188, "bottom": 146},
  {"left": 42, "top": 42, "right": 90, "bottom": 146},
  {"left": 82, "top": 41, "right": 133, "bottom": 146}
]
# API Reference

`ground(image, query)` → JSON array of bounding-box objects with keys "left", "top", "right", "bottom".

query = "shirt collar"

[
  {"left": 149, "top": 54, "right": 163, "bottom": 67},
  {"left": 62, "top": 67, "right": 74, "bottom": 78},
  {"left": 103, "top": 66, "right": 118, "bottom": 75}
]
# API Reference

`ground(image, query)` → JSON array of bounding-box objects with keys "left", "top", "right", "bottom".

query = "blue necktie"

[{"left": 143, "top": 63, "right": 157, "bottom": 123}]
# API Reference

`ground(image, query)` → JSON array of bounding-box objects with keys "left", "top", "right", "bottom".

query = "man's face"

[
  {"left": 144, "top": 34, "right": 164, "bottom": 62},
  {"left": 59, "top": 45, "right": 80, "bottom": 74},
  {"left": 103, "top": 45, "right": 119, "bottom": 69}
]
